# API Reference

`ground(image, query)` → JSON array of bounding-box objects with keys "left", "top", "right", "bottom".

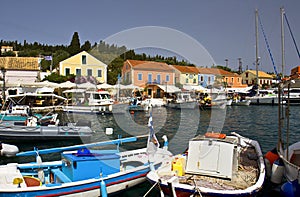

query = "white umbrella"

[
  {"left": 59, "top": 81, "right": 77, "bottom": 88},
  {"left": 31, "top": 80, "right": 60, "bottom": 88},
  {"left": 77, "top": 82, "right": 97, "bottom": 89},
  {"left": 121, "top": 84, "right": 143, "bottom": 90},
  {"left": 97, "top": 83, "right": 114, "bottom": 89}
]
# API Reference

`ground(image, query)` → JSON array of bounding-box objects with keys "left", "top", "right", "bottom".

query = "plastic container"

[{"left": 172, "top": 157, "right": 186, "bottom": 176}]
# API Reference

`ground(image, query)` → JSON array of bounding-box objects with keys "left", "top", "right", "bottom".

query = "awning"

[
  {"left": 183, "top": 85, "right": 207, "bottom": 92},
  {"left": 157, "top": 85, "right": 181, "bottom": 93}
]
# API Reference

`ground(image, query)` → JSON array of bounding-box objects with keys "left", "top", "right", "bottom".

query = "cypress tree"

[{"left": 68, "top": 32, "right": 81, "bottom": 55}]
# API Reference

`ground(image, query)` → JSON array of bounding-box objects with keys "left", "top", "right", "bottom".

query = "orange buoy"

[{"left": 204, "top": 132, "right": 226, "bottom": 139}]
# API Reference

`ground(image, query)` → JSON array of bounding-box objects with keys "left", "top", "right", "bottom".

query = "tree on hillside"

[
  {"left": 68, "top": 32, "right": 81, "bottom": 56},
  {"left": 81, "top": 41, "right": 91, "bottom": 51}
]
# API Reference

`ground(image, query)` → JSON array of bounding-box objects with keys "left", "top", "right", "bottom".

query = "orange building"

[{"left": 122, "top": 60, "right": 175, "bottom": 87}]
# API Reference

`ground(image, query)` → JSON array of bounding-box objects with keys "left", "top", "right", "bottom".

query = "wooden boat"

[
  {"left": 147, "top": 132, "right": 265, "bottom": 197},
  {"left": 0, "top": 128, "right": 172, "bottom": 196},
  {"left": 63, "top": 89, "right": 114, "bottom": 114}
]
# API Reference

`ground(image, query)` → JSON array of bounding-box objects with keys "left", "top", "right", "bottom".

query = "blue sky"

[{"left": 1, "top": 0, "right": 299, "bottom": 75}]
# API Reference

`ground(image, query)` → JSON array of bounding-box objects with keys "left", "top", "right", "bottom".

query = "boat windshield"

[{"left": 93, "top": 93, "right": 111, "bottom": 100}]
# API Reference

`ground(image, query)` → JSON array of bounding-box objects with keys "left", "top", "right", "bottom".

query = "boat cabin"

[
  {"left": 63, "top": 89, "right": 114, "bottom": 106},
  {"left": 185, "top": 135, "right": 239, "bottom": 179},
  {"left": 59, "top": 149, "right": 120, "bottom": 182}
]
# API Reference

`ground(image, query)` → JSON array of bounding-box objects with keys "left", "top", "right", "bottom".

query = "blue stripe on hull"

[{"left": 0, "top": 168, "right": 149, "bottom": 197}]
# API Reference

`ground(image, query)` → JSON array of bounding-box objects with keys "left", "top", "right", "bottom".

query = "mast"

[
  {"left": 255, "top": 9, "right": 259, "bottom": 95},
  {"left": 281, "top": 7, "right": 285, "bottom": 77}
]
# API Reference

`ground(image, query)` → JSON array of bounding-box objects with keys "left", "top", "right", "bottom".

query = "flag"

[
  {"left": 146, "top": 112, "right": 159, "bottom": 161},
  {"left": 44, "top": 56, "right": 52, "bottom": 61}
]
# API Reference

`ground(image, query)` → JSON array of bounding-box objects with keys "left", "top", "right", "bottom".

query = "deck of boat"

[{"left": 159, "top": 146, "right": 259, "bottom": 190}]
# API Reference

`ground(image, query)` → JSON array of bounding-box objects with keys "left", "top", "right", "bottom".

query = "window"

[
  {"left": 87, "top": 69, "right": 92, "bottom": 76},
  {"left": 97, "top": 69, "right": 102, "bottom": 78},
  {"left": 148, "top": 73, "right": 152, "bottom": 83},
  {"left": 186, "top": 78, "right": 189, "bottom": 83},
  {"left": 238, "top": 78, "right": 240, "bottom": 83},
  {"left": 138, "top": 73, "right": 142, "bottom": 81},
  {"left": 65, "top": 68, "right": 70, "bottom": 76},
  {"left": 82, "top": 55, "right": 86, "bottom": 64},
  {"left": 157, "top": 74, "right": 161, "bottom": 84},
  {"left": 200, "top": 76, "right": 204, "bottom": 81},
  {"left": 166, "top": 75, "right": 170, "bottom": 82},
  {"left": 76, "top": 68, "right": 81, "bottom": 76},
  {"left": 246, "top": 72, "right": 249, "bottom": 78},
  {"left": 231, "top": 78, "right": 234, "bottom": 83}
]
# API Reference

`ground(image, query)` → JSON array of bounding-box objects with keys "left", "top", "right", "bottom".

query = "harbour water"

[{"left": 1, "top": 104, "right": 299, "bottom": 196}]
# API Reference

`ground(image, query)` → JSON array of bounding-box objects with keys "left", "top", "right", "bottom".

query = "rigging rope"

[
  {"left": 258, "top": 14, "right": 279, "bottom": 78},
  {"left": 284, "top": 13, "right": 300, "bottom": 60}
]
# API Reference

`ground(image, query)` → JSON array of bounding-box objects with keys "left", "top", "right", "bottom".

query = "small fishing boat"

[
  {"left": 0, "top": 115, "right": 94, "bottom": 142},
  {"left": 165, "top": 92, "right": 197, "bottom": 109},
  {"left": 0, "top": 115, "right": 173, "bottom": 196},
  {"left": 0, "top": 105, "right": 57, "bottom": 122},
  {"left": 147, "top": 132, "right": 265, "bottom": 197}
]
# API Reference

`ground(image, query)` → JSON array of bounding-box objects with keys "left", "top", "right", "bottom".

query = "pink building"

[{"left": 122, "top": 60, "right": 175, "bottom": 87}]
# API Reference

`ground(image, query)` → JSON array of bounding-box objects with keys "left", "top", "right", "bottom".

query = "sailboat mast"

[
  {"left": 255, "top": 9, "right": 259, "bottom": 94},
  {"left": 281, "top": 7, "right": 285, "bottom": 77}
]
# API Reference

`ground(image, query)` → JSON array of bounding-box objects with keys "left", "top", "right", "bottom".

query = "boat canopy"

[{"left": 157, "top": 85, "right": 181, "bottom": 93}]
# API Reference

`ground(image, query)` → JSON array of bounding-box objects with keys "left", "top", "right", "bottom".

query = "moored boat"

[
  {"left": 164, "top": 92, "right": 197, "bottom": 109},
  {"left": 63, "top": 89, "right": 114, "bottom": 114},
  {"left": 0, "top": 115, "right": 93, "bottom": 142},
  {"left": 146, "top": 132, "right": 265, "bottom": 197},
  {"left": 0, "top": 116, "right": 173, "bottom": 196}
]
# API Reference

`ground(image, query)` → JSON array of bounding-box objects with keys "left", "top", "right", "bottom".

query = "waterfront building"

[
  {"left": 0, "top": 56, "right": 40, "bottom": 85},
  {"left": 59, "top": 51, "right": 107, "bottom": 84},
  {"left": 240, "top": 70, "right": 273, "bottom": 87}
]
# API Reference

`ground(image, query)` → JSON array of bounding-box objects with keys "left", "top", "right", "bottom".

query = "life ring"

[{"left": 205, "top": 132, "right": 226, "bottom": 139}]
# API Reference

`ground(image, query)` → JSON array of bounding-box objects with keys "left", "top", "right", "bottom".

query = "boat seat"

[{"left": 51, "top": 169, "right": 71, "bottom": 183}]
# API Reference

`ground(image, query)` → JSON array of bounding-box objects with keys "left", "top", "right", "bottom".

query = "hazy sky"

[{"left": 1, "top": 0, "right": 299, "bottom": 75}]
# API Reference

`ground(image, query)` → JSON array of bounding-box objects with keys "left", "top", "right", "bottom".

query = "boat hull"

[
  {"left": 0, "top": 170, "right": 148, "bottom": 197},
  {"left": 165, "top": 101, "right": 197, "bottom": 109},
  {"left": 0, "top": 124, "right": 93, "bottom": 142}
]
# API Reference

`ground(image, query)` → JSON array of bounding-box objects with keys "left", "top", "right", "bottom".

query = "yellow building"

[
  {"left": 59, "top": 51, "right": 107, "bottom": 83},
  {"left": 172, "top": 65, "right": 199, "bottom": 85},
  {"left": 240, "top": 70, "right": 273, "bottom": 87}
]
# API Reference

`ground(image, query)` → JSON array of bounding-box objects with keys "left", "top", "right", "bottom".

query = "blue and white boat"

[
  {"left": 0, "top": 105, "right": 54, "bottom": 122},
  {"left": 0, "top": 116, "right": 172, "bottom": 196}
]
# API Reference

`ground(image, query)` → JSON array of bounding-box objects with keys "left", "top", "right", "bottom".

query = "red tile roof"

[{"left": 126, "top": 60, "right": 174, "bottom": 72}]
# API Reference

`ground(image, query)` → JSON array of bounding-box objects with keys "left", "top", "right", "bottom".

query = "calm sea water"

[{"left": 2, "top": 104, "right": 300, "bottom": 196}]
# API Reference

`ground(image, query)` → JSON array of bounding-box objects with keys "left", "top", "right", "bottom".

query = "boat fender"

[
  {"left": 265, "top": 147, "right": 279, "bottom": 166},
  {"left": 162, "top": 135, "right": 168, "bottom": 150},
  {"left": 265, "top": 147, "right": 279, "bottom": 178},
  {"left": 36, "top": 154, "right": 45, "bottom": 183},
  {"left": 280, "top": 179, "right": 300, "bottom": 197},
  {"left": 100, "top": 173, "right": 107, "bottom": 197},
  {"left": 271, "top": 158, "right": 284, "bottom": 184}
]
